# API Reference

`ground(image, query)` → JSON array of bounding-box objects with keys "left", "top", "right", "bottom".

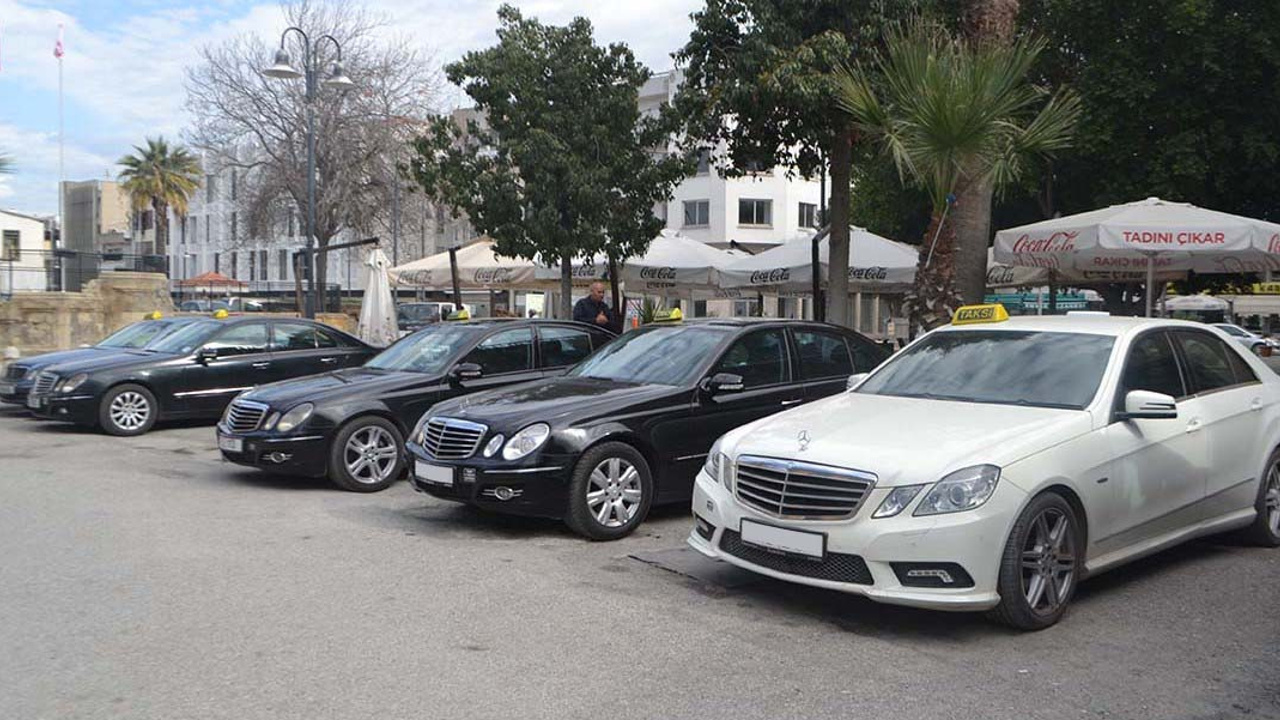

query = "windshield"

[
  {"left": 1215, "top": 324, "right": 1248, "bottom": 337},
  {"left": 398, "top": 304, "right": 443, "bottom": 323},
  {"left": 99, "top": 321, "right": 172, "bottom": 349},
  {"left": 856, "top": 329, "right": 1115, "bottom": 410},
  {"left": 146, "top": 320, "right": 221, "bottom": 355},
  {"left": 366, "top": 324, "right": 478, "bottom": 373},
  {"left": 569, "top": 325, "right": 729, "bottom": 385}
]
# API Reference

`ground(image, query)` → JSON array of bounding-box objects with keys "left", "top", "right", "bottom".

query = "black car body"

[
  {"left": 26, "top": 316, "right": 374, "bottom": 435},
  {"left": 216, "top": 319, "right": 616, "bottom": 492},
  {"left": 405, "top": 319, "right": 890, "bottom": 539},
  {"left": 0, "top": 317, "right": 202, "bottom": 406}
]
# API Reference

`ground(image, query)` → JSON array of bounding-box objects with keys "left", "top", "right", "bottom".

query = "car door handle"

[
  {"left": 1185, "top": 417, "right": 1202, "bottom": 433},
  {"left": 781, "top": 398, "right": 804, "bottom": 406},
  {"left": 1251, "top": 398, "right": 1264, "bottom": 412},
  {"left": 251, "top": 362, "right": 271, "bottom": 370},
  {"left": 320, "top": 357, "right": 338, "bottom": 364}
]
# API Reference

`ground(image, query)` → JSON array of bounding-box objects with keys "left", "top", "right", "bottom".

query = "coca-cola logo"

[
  {"left": 571, "top": 262, "right": 598, "bottom": 279},
  {"left": 397, "top": 270, "right": 435, "bottom": 285},
  {"left": 848, "top": 266, "right": 887, "bottom": 280},
  {"left": 639, "top": 266, "right": 678, "bottom": 280},
  {"left": 1268, "top": 233, "right": 1280, "bottom": 254},
  {"left": 749, "top": 268, "right": 790, "bottom": 284},
  {"left": 1011, "top": 230, "right": 1079, "bottom": 255},
  {"left": 473, "top": 268, "right": 514, "bottom": 284},
  {"left": 987, "top": 266, "right": 1016, "bottom": 284}
]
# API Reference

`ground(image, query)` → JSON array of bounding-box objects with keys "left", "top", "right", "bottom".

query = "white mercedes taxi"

[{"left": 688, "top": 306, "right": 1280, "bottom": 630}]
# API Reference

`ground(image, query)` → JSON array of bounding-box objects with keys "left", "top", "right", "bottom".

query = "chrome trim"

[
  {"left": 481, "top": 466, "right": 563, "bottom": 475},
  {"left": 261, "top": 435, "right": 325, "bottom": 443},
  {"left": 417, "top": 416, "right": 489, "bottom": 460},
  {"left": 173, "top": 386, "right": 253, "bottom": 398},
  {"left": 675, "top": 453, "right": 709, "bottom": 462},
  {"left": 223, "top": 399, "right": 270, "bottom": 434},
  {"left": 733, "top": 455, "right": 877, "bottom": 521}
]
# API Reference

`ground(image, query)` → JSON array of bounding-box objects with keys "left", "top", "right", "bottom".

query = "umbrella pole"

[{"left": 1144, "top": 255, "right": 1155, "bottom": 318}]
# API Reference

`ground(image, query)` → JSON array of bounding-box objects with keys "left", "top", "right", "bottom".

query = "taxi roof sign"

[
  {"left": 653, "top": 307, "right": 683, "bottom": 323},
  {"left": 952, "top": 303, "right": 1009, "bottom": 325},
  {"left": 446, "top": 308, "right": 471, "bottom": 321}
]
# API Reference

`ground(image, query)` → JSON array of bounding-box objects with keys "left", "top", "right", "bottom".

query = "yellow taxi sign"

[
  {"left": 212, "top": 309, "right": 230, "bottom": 319},
  {"left": 446, "top": 308, "right": 471, "bottom": 321},
  {"left": 146, "top": 310, "right": 164, "bottom": 320},
  {"left": 952, "top": 304, "right": 1009, "bottom": 325},
  {"left": 653, "top": 307, "right": 683, "bottom": 323}
]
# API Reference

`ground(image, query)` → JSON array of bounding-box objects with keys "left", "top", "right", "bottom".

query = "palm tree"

[
  {"left": 834, "top": 22, "right": 1080, "bottom": 330},
  {"left": 117, "top": 137, "right": 202, "bottom": 258}
]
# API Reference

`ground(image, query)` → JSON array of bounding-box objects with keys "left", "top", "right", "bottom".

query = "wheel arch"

[
  {"left": 578, "top": 431, "right": 661, "bottom": 485},
  {"left": 102, "top": 378, "right": 164, "bottom": 413}
]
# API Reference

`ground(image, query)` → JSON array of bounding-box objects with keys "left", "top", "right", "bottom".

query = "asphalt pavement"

[{"left": 1, "top": 407, "right": 1278, "bottom": 720}]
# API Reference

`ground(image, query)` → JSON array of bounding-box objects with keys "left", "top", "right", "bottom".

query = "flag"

[{"left": 54, "top": 23, "right": 64, "bottom": 59}]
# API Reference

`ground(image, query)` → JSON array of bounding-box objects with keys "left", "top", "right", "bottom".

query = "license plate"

[
  {"left": 218, "top": 435, "right": 243, "bottom": 453},
  {"left": 26, "top": 394, "right": 43, "bottom": 410},
  {"left": 740, "top": 519, "right": 825, "bottom": 559},
  {"left": 415, "top": 460, "right": 454, "bottom": 486},
  {"left": 0, "top": 383, "right": 14, "bottom": 394}
]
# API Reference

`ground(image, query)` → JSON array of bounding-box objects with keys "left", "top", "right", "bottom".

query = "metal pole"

[
  {"left": 304, "top": 44, "right": 318, "bottom": 319},
  {"left": 57, "top": 41, "right": 64, "bottom": 251},
  {"left": 815, "top": 162, "right": 826, "bottom": 321},
  {"left": 392, "top": 173, "right": 401, "bottom": 266},
  {"left": 1145, "top": 255, "right": 1155, "bottom": 318}
]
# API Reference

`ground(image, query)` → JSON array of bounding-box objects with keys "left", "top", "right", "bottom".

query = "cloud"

[{"left": 0, "top": 122, "right": 116, "bottom": 215}]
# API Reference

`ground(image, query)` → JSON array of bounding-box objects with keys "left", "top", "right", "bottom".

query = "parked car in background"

[
  {"left": 1211, "top": 323, "right": 1278, "bottom": 353},
  {"left": 25, "top": 317, "right": 374, "bottom": 436},
  {"left": 406, "top": 319, "right": 891, "bottom": 540},
  {"left": 690, "top": 309, "right": 1280, "bottom": 630},
  {"left": 217, "top": 319, "right": 615, "bottom": 492},
  {"left": 179, "top": 299, "right": 231, "bottom": 313},
  {"left": 1, "top": 317, "right": 202, "bottom": 407},
  {"left": 396, "top": 302, "right": 457, "bottom": 335}
]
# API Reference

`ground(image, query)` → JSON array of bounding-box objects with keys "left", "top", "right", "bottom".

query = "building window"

[
  {"left": 180, "top": 216, "right": 187, "bottom": 245},
  {"left": 2, "top": 230, "right": 19, "bottom": 261},
  {"left": 278, "top": 249, "right": 289, "bottom": 281},
  {"left": 287, "top": 211, "right": 296, "bottom": 238},
  {"left": 683, "top": 200, "right": 710, "bottom": 227},
  {"left": 799, "top": 202, "right": 819, "bottom": 229},
  {"left": 744, "top": 159, "right": 772, "bottom": 175},
  {"left": 738, "top": 199, "right": 772, "bottom": 227},
  {"left": 213, "top": 252, "right": 220, "bottom": 274},
  {"left": 259, "top": 250, "right": 268, "bottom": 281},
  {"left": 695, "top": 149, "right": 711, "bottom": 176},
  {"left": 206, "top": 175, "right": 215, "bottom": 203},
  {"left": 230, "top": 251, "right": 238, "bottom": 279},
  {"left": 230, "top": 211, "right": 238, "bottom": 244},
  {"left": 205, "top": 217, "right": 210, "bottom": 245},
  {"left": 230, "top": 169, "right": 238, "bottom": 202},
  {"left": 249, "top": 250, "right": 256, "bottom": 282},
  {"left": 733, "top": 298, "right": 760, "bottom": 317}
]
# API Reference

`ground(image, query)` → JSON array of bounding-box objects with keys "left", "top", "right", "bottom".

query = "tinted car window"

[
  {"left": 714, "top": 329, "right": 788, "bottom": 388},
  {"left": 206, "top": 323, "right": 270, "bottom": 357},
  {"left": 1121, "top": 332, "right": 1185, "bottom": 400},
  {"left": 464, "top": 328, "right": 533, "bottom": 374},
  {"left": 793, "top": 329, "right": 854, "bottom": 380},
  {"left": 570, "top": 325, "right": 729, "bottom": 386},
  {"left": 272, "top": 322, "right": 319, "bottom": 350},
  {"left": 539, "top": 326, "right": 593, "bottom": 368},
  {"left": 586, "top": 326, "right": 615, "bottom": 350},
  {"left": 1224, "top": 344, "right": 1259, "bottom": 385},
  {"left": 148, "top": 321, "right": 222, "bottom": 354},
  {"left": 1175, "top": 331, "right": 1244, "bottom": 393},
  {"left": 366, "top": 324, "right": 478, "bottom": 373},
  {"left": 99, "top": 321, "right": 169, "bottom": 349},
  {"left": 314, "top": 327, "right": 340, "bottom": 348},
  {"left": 849, "top": 335, "right": 889, "bottom": 371},
  {"left": 858, "top": 330, "right": 1115, "bottom": 410}
]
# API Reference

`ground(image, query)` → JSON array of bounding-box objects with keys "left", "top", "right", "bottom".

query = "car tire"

[
  {"left": 328, "top": 416, "right": 405, "bottom": 493},
  {"left": 564, "top": 442, "right": 653, "bottom": 541},
  {"left": 97, "top": 384, "right": 157, "bottom": 436},
  {"left": 989, "top": 491, "right": 1083, "bottom": 631},
  {"left": 1242, "top": 448, "right": 1280, "bottom": 547}
]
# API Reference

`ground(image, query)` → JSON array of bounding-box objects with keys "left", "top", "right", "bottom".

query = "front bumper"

[
  {"left": 217, "top": 424, "right": 330, "bottom": 477},
  {"left": 0, "top": 380, "right": 32, "bottom": 405},
  {"left": 28, "top": 392, "right": 98, "bottom": 424},
  {"left": 687, "top": 469, "right": 1025, "bottom": 612},
  {"left": 406, "top": 441, "right": 575, "bottom": 518}
]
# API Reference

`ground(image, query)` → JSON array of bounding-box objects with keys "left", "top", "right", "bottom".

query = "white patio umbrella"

[
  {"left": 388, "top": 237, "right": 539, "bottom": 290},
  {"left": 357, "top": 248, "right": 399, "bottom": 348},
  {"left": 719, "top": 227, "right": 917, "bottom": 294},
  {"left": 994, "top": 197, "right": 1280, "bottom": 316},
  {"left": 619, "top": 229, "right": 739, "bottom": 296},
  {"left": 1164, "top": 294, "right": 1230, "bottom": 313}
]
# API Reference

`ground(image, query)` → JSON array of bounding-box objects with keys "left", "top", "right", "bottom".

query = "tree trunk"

[
  {"left": 908, "top": 211, "right": 962, "bottom": 331},
  {"left": 560, "top": 256, "right": 573, "bottom": 320},
  {"left": 152, "top": 198, "right": 166, "bottom": 259},
  {"left": 952, "top": 176, "right": 993, "bottom": 304},
  {"left": 608, "top": 255, "right": 622, "bottom": 331},
  {"left": 826, "top": 127, "right": 855, "bottom": 327},
  {"left": 316, "top": 238, "right": 329, "bottom": 314},
  {"left": 449, "top": 247, "right": 462, "bottom": 309}
]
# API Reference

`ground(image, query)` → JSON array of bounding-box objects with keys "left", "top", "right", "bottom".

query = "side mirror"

[
  {"left": 1255, "top": 344, "right": 1273, "bottom": 358},
  {"left": 1118, "top": 390, "right": 1178, "bottom": 420},
  {"left": 846, "top": 372, "right": 869, "bottom": 391},
  {"left": 196, "top": 347, "right": 218, "bottom": 364},
  {"left": 450, "top": 362, "right": 483, "bottom": 383},
  {"left": 702, "top": 372, "right": 745, "bottom": 395}
]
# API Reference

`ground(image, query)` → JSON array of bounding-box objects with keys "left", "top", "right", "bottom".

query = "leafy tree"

[
  {"left": 849, "top": 145, "right": 932, "bottom": 244},
  {"left": 409, "top": 5, "right": 690, "bottom": 319},
  {"left": 674, "top": 0, "right": 934, "bottom": 326},
  {"left": 117, "top": 137, "right": 202, "bottom": 258},
  {"left": 834, "top": 21, "right": 1080, "bottom": 329}
]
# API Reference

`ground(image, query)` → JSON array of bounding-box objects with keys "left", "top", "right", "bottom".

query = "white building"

[{"left": 0, "top": 209, "right": 51, "bottom": 293}]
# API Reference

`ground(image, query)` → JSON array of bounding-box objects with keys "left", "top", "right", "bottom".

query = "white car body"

[
  {"left": 689, "top": 314, "right": 1280, "bottom": 613},
  {"left": 1212, "top": 323, "right": 1278, "bottom": 350}
]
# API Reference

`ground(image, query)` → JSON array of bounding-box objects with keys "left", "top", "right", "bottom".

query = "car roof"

[{"left": 934, "top": 313, "right": 1213, "bottom": 338}]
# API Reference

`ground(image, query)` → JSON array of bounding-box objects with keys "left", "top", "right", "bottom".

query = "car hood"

[
  {"left": 722, "top": 392, "right": 1095, "bottom": 487},
  {"left": 239, "top": 367, "right": 439, "bottom": 409},
  {"left": 17, "top": 346, "right": 116, "bottom": 371},
  {"left": 42, "top": 349, "right": 176, "bottom": 376},
  {"left": 434, "top": 376, "right": 680, "bottom": 429}
]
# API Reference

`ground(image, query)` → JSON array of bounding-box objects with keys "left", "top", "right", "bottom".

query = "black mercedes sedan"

[
  {"left": 216, "top": 319, "right": 616, "bottom": 492},
  {"left": 405, "top": 319, "right": 890, "bottom": 540},
  {"left": 1, "top": 316, "right": 201, "bottom": 406},
  {"left": 25, "top": 316, "right": 374, "bottom": 436}
]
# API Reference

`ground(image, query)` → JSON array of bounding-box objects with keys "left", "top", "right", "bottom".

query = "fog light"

[
  {"left": 908, "top": 568, "right": 953, "bottom": 584},
  {"left": 694, "top": 514, "right": 715, "bottom": 541},
  {"left": 267, "top": 452, "right": 292, "bottom": 463},
  {"left": 891, "top": 562, "right": 975, "bottom": 588},
  {"left": 493, "top": 486, "right": 516, "bottom": 501}
]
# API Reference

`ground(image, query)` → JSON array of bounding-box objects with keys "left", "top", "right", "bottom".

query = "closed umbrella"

[{"left": 357, "top": 248, "right": 398, "bottom": 348}]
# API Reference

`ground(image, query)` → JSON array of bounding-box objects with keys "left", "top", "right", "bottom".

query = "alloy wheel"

[
  {"left": 343, "top": 425, "right": 399, "bottom": 484},
  {"left": 109, "top": 391, "right": 151, "bottom": 431},
  {"left": 586, "top": 457, "right": 643, "bottom": 528},
  {"left": 1266, "top": 461, "right": 1280, "bottom": 536},
  {"left": 1020, "top": 507, "right": 1077, "bottom": 616}
]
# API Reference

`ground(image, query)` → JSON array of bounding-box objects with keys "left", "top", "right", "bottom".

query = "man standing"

[{"left": 573, "top": 281, "right": 617, "bottom": 330}]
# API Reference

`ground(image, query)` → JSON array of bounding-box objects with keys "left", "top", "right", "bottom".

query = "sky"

[{"left": 0, "top": 0, "right": 701, "bottom": 217}]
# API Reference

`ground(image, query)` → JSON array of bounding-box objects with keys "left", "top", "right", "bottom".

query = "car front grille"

[
  {"left": 224, "top": 399, "right": 269, "bottom": 434},
  {"left": 734, "top": 456, "right": 875, "bottom": 520},
  {"left": 418, "top": 417, "right": 488, "bottom": 460},
  {"left": 720, "top": 529, "right": 873, "bottom": 585},
  {"left": 5, "top": 364, "right": 28, "bottom": 381},
  {"left": 32, "top": 372, "right": 57, "bottom": 395}
]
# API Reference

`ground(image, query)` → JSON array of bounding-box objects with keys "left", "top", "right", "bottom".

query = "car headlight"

[
  {"left": 872, "top": 484, "right": 927, "bottom": 519},
  {"left": 275, "top": 403, "right": 314, "bottom": 433},
  {"left": 703, "top": 438, "right": 732, "bottom": 489},
  {"left": 483, "top": 434, "right": 505, "bottom": 458},
  {"left": 60, "top": 373, "right": 89, "bottom": 393},
  {"left": 913, "top": 465, "right": 1001, "bottom": 516},
  {"left": 501, "top": 423, "right": 550, "bottom": 461},
  {"left": 24, "top": 367, "right": 37, "bottom": 380},
  {"left": 263, "top": 412, "right": 281, "bottom": 431}
]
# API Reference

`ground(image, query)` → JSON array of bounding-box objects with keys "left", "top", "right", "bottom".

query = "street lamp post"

[{"left": 262, "top": 27, "right": 353, "bottom": 318}]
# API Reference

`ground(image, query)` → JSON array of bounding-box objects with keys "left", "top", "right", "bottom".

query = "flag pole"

[{"left": 56, "top": 23, "right": 65, "bottom": 251}]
